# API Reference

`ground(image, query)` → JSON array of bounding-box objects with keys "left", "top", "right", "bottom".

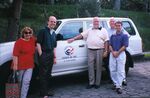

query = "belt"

[{"left": 88, "top": 48, "right": 104, "bottom": 50}]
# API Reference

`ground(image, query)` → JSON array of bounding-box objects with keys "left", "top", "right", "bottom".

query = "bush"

[
  {"left": 0, "top": 3, "right": 150, "bottom": 52},
  {"left": 78, "top": 0, "right": 100, "bottom": 17},
  {"left": 21, "top": 3, "right": 77, "bottom": 19}
]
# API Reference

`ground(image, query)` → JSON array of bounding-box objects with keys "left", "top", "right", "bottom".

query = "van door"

[{"left": 52, "top": 21, "right": 88, "bottom": 76}]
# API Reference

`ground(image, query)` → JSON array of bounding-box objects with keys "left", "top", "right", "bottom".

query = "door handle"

[{"left": 79, "top": 44, "right": 85, "bottom": 47}]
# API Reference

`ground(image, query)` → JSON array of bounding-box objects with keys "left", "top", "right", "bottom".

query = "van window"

[
  {"left": 59, "top": 21, "right": 83, "bottom": 40},
  {"left": 54, "top": 21, "right": 62, "bottom": 30},
  {"left": 122, "top": 21, "right": 136, "bottom": 35}
]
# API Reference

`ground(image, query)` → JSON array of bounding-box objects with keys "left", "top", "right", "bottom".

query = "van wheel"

[
  {"left": 0, "top": 61, "right": 12, "bottom": 98},
  {"left": 125, "top": 65, "right": 129, "bottom": 75}
]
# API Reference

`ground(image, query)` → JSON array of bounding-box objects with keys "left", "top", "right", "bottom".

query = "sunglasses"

[{"left": 24, "top": 31, "right": 32, "bottom": 34}]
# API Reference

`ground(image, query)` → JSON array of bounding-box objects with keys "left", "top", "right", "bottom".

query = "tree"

[
  {"left": 6, "top": 0, "right": 23, "bottom": 41},
  {"left": 78, "top": 0, "right": 101, "bottom": 17},
  {"left": 145, "top": 0, "right": 150, "bottom": 12},
  {"left": 113, "top": 0, "right": 121, "bottom": 10}
]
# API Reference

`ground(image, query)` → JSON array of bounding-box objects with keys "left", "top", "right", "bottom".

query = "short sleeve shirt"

[
  {"left": 110, "top": 33, "right": 129, "bottom": 51},
  {"left": 13, "top": 37, "right": 36, "bottom": 70},
  {"left": 81, "top": 28, "right": 109, "bottom": 49}
]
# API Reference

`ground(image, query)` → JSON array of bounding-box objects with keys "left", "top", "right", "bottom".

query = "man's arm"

[
  {"left": 103, "top": 41, "right": 109, "bottom": 58},
  {"left": 109, "top": 45, "right": 114, "bottom": 53},
  {"left": 53, "top": 48, "right": 56, "bottom": 64},
  {"left": 36, "top": 43, "right": 42, "bottom": 56},
  {"left": 67, "top": 34, "right": 83, "bottom": 43},
  {"left": 118, "top": 46, "right": 126, "bottom": 54},
  {"left": 104, "top": 41, "right": 109, "bottom": 52}
]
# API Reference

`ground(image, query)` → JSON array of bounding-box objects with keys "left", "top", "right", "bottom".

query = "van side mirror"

[{"left": 56, "top": 34, "right": 63, "bottom": 41}]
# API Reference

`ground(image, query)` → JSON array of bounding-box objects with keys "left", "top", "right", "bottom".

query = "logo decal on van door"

[{"left": 64, "top": 46, "right": 74, "bottom": 56}]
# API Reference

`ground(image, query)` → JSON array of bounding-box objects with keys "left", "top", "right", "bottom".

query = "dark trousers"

[{"left": 39, "top": 51, "right": 54, "bottom": 95}]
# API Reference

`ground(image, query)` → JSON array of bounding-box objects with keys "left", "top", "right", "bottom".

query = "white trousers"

[
  {"left": 109, "top": 51, "right": 126, "bottom": 88},
  {"left": 18, "top": 68, "right": 33, "bottom": 98}
]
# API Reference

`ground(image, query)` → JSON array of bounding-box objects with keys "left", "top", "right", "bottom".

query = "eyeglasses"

[{"left": 24, "top": 31, "right": 32, "bottom": 34}]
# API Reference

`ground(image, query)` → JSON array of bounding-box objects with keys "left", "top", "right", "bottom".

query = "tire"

[
  {"left": 125, "top": 50, "right": 134, "bottom": 75},
  {"left": 125, "top": 64, "right": 129, "bottom": 75},
  {"left": 0, "top": 61, "right": 12, "bottom": 98}
]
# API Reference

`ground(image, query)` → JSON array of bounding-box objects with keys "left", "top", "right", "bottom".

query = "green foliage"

[
  {"left": 101, "top": 0, "right": 113, "bottom": 9},
  {"left": 21, "top": 3, "right": 43, "bottom": 19},
  {"left": 20, "top": 3, "right": 77, "bottom": 35},
  {"left": 0, "top": 3, "right": 150, "bottom": 52},
  {"left": 121, "top": 0, "right": 146, "bottom": 11},
  {"left": 138, "top": 27, "right": 150, "bottom": 51},
  {"left": 0, "top": 18, "right": 7, "bottom": 43},
  {"left": 100, "top": 0, "right": 148, "bottom": 11},
  {"left": 78, "top": 0, "right": 100, "bottom": 17},
  {"left": 21, "top": 3, "right": 77, "bottom": 19}
]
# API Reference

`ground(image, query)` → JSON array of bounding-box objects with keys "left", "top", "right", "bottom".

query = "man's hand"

[
  {"left": 112, "top": 51, "right": 119, "bottom": 58},
  {"left": 67, "top": 38, "right": 75, "bottom": 43},
  {"left": 53, "top": 58, "right": 56, "bottom": 64},
  {"left": 12, "top": 65, "right": 18, "bottom": 71},
  {"left": 103, "top": 51, "right": 108, "bottom": 58}
]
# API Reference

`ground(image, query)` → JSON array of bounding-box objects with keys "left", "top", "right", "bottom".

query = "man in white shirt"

[{"left": 68, "top": 17, "right": 109, "bottom": 89}]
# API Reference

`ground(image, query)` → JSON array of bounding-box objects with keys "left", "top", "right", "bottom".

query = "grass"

[{"left": 144, "top": 53, "right": 150, "bottom": 58}]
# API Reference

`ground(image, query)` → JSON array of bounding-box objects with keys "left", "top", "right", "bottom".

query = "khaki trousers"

[{"left": 87, "top": 49, "right": 103, "bottom": 86}]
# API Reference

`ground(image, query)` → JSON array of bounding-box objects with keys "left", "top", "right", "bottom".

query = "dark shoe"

[
  {"left": 116, "top": 88, "right": 122, "bottom": 94},
  {"left": 86, "top": 85, "right": 94, "bottom": 89},
  {"left": 47, "top": 90, "right": 54, "bottom": 96},
  {"left": 122, "top": 80, "right": 127, "bottom": 86},
  {"left": 94, "top": 85, "right": 100, "bottom": 89},
  {"left": 111, "top": 84, "right": 116, "bottom": 90}
]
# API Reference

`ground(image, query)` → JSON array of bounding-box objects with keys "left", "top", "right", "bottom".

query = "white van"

[
  {"left": 0, "top": 17, "right": 143, "bottom": 78},
  {"left": 52, "top": 17, "right": 143, "bottom": 76}
]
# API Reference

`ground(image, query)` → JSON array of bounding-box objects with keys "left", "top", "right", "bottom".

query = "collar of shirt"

[
  {"left": 116, "top": 32, "right": 123, "bottom": 35},
  {"left": 45, "top": 26, "right": 55, "bottom": 35},
  {"left": 50, "top": 29, "right": 55, "bottom": 35},
  {"left": 92, "top": 27, "right": 102, "bottom": 30}
]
